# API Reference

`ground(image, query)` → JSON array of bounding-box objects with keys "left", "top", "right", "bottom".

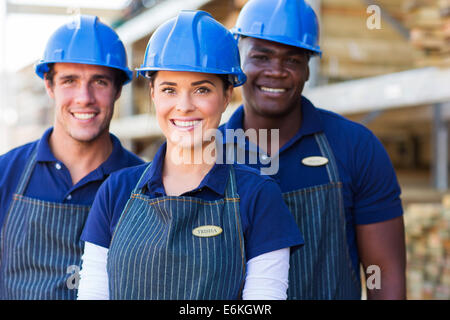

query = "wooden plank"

[
  {"left": 234, "top": 0, "right": 248, "bottom": 9},
  {"left": 304, "top": 67, "right": 450, "bottom": 114},
  {"left": 322, "top": 0, "right": 369, "bottom": 7},
  {"left": 321, "top": 37, "right": 414, "bottom": 64},
  {"left": 322, "top": 14, "right": 406, "bottom": 40},
  {"left": 348, "top": 105, "right": 434, "bottom": 125},
  {"left": 414, "top": 54, "right": 450, "bottom": 68},
  {"left": 323, "top": 0, "right": 406, "bottom": 19},
  {"left": 411, "top": 27, "right": 450, "bottom": 51},
  {"left": 200, "top": 0, "right": 235, "bottom": 25},
  {"left": 405, "top": 6, "right": 449, "bottom": 28},
  {"left": 320, "top": 59, "right": 412, "bottom": 79}
]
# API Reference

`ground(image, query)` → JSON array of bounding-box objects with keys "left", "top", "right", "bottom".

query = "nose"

[
  {"left": 175, "top": 92, "right": 196, "bottom": 113},
  {"left": 264, "top": 59, "right": 288, "bottom": 78},
  {"left": 74, "top": 83, "right": 96, "bottom": 106}
]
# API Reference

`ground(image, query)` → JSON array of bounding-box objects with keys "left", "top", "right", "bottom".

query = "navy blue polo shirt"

[
  {"left": 81, "top": 142, "right": 304, "bottom": 261},
  {"left": 219, "top": 96, "right": 403, "bottom": 275},
  {"left": 0, "top": 127, "right": 144, "bottom": 229}
]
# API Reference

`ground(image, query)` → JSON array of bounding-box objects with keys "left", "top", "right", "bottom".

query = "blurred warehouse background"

[{"left": 0, "top": 0, "right": 449, "bottom": 299}]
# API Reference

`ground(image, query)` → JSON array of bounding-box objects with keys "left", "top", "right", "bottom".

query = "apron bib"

[
  {"left": 107, "top": 163, "right": 246, "bottom": 300},
  {"left": 284, "top": 133, "right": 360, "bottom": 299},
  {"left": 0, "top": 147, "right": 90, "bottom": 300}
]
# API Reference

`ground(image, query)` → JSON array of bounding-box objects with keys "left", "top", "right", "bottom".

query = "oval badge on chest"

[
  {"left": 192, "top": 225, "right": 223, "bottom": 238},
  {"left": 302, "top": 156, "right": 329, "bottom": 167}
]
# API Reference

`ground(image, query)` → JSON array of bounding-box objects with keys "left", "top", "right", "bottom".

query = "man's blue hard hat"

[
  {"left": 136, "top": 10, "right": 246, "bottom": 87},
  {"left": 232, "top": 0, "right": 322, "bottom": 56},
  {"left": 35, "top": 15, "right": 133, "bottom": 83}
]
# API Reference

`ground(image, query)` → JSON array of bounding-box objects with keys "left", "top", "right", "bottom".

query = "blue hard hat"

[
  {"left": 35, "top": 15, "right": 133, "bottom": 84},
  {"left": 136, "top": 10, "right": 246, "bottom": 87},
  {"left": 232, "top": 0, "right": 322, "bottom": 56}
]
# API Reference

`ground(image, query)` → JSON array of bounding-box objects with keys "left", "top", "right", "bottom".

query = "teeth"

[
  {"left": 73, "top": 113, "right": 95, "bottom": 120},
  {"left": 173, "top": 120, "right": 201, "bottom": 127},
  {"left": 260, "top": 86, "right": 286, "bottom": 93}
]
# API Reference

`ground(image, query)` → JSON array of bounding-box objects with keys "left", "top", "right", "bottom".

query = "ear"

[
  {"left": 222, "top": 85, "right": 233, "bottom": 113},
  {"left": 306, "top": 64, "right": 310, "bottom": 83},
  {"left": 114, "top": 86, "right": 123, "bottom": 101},
  {"left": 149, "top": 81, "right": 155, "bottom": 100},
  {"left": 44, "top": 77, "right": 55, "bottom": 99}
]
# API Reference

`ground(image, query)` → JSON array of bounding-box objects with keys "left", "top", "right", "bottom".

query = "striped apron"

[
  {"left": 0, "top": 147, "right": 90, "bottom": 300},
  {"left": 227, "top": 131, "right": 360, "bottom": 299},
  {"left": 107, "top": 163, "right": 246, "bottom": 300},
  {"left": 284, "top": 133, "right": 360, "bottom": 299}
]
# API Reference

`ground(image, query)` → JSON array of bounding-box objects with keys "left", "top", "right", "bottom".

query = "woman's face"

[{"left": 151, "top": 71, "right": 232, "bottom": 151}]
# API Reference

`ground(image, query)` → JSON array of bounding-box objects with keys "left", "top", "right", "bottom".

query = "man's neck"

[
  {"left": 162, "top": 142, "right": 216, "bottom": 196},
  {"left": 49, "top": 128, "right": 113, "bottom": 185}
]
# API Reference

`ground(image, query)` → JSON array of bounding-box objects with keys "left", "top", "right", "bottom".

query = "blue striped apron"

[
  {"left": 227, "top": 131, "right": 360, "bottom": 299},
  {"left": 0, "top": 147, "right": 91, "bottom": 300},
  {"left": 107, "top": 163, "right": 246, "bottom": 300},
  {"left": 283, "top": 132, "right": 360, "bottom": 299}
]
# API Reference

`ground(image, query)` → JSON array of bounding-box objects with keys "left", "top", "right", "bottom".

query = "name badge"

[
  {"left": 302, "top": 156, "right": 329, "bottom": 167},
  {"left": 192, "top": 225, "right": 223, "bottom": 238}
]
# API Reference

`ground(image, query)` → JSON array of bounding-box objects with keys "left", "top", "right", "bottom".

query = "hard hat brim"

[
  {"left": 136, "top": 65, "right": 246, "bottom": 87},
  {"left": 35, "top": 60, "right": 133, "bottom": 84}
]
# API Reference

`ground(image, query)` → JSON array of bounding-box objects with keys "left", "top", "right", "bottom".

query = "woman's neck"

[{"left": 162, "top": 142, "right": 217, "bottom": 196}]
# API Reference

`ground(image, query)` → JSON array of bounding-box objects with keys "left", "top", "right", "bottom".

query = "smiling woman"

[
  {"left": 151, "top": 71, "right": 232, "bottom": 161},
  {"left": 77, "top": 10, "right": 304, "bottom": 300}
]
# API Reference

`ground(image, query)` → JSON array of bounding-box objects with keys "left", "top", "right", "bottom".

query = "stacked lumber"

[
  {"left": 320, "top": 0, "right": 414, "bottom": 80},
  {"left": 407, "top": 0, "right": 450, "bottom": 67},
  {"left": 404, "top": 195, "right": 450, "bottom": 299}
]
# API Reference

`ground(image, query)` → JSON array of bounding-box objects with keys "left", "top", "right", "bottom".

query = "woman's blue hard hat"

[{"left": 136, "top": 10, "right": 246, "bottom": 87}]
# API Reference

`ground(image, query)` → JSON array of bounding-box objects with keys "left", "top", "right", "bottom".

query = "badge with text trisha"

[
  {"left": 192, "top": 225, "right": 223, "bottom": 238},
  {"left": 301, "top": 156, "right": 329, "bottom": 167}
]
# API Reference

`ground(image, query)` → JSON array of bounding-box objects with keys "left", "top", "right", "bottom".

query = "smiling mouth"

[
  {"left": 72, "top": 113, "right": 96, "bottom": 120},
  {"left": 171, "top": 119, "right": 202, "bottom": 129},
  {"left": 259, "top": 86, "right": 287, "bottom": 93}
]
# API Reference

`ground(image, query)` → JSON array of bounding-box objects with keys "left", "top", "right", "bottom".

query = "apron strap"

[
  {"left": 14, "top": 145, "right": 38, "bottom": 196},
  {"left": 132, "top": 161, "right": 153, "bottom": 194},
  {"left": 223, "top": 165, "right": 239, "bottom": 199},
  {"left": 314, "top": 132, "right": 341, "bottom": 183}
]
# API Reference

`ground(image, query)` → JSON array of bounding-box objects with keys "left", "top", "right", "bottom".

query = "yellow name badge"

[
  {"left": 301, "top": 156, "right": 329, "bottom": 167},
  {"left": 192, "top": 225, "right": 223, "bottom": 238}
]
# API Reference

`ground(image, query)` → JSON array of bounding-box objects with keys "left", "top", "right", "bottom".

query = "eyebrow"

[
  {"left": 57, "top": 74, "right": 78, "bottom": 81},
  {"left": 191, "top": 80, "right": 216, "bottom": 87},
  {"left": 251, "top": 46, "right": 275, "bottom": 54},
  {"left": 56, "top": 74, "right": 113, "bottom": 81},
  {"left": 158, "top": 80, "right": 216, "bottom": 87},
  {"left": 158, "top": 81, "right": 177, "bottom": 86},
  {"left": 251, "top": 45, "right": 306, "bottom": 57},
  {"left": 91, "top": 74, "right": 113, "bottom": 81}
]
